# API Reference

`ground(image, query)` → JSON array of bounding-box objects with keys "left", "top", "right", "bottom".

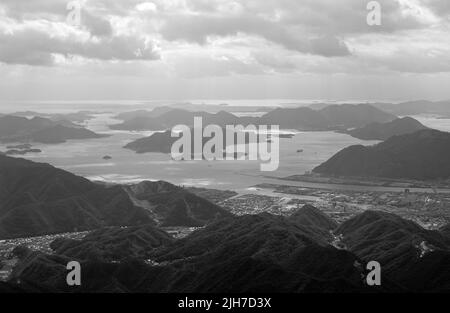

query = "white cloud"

[
  {"left": 136, "top": 2, "right": 157, "bottom": 12},
  {"left": 0, "top": 0, "right": 450, "bottom": 100}
]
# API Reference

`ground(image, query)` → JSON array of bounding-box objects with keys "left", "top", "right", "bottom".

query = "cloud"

[
  {"left": 0, "top": 27, "right": 159, "bottom": 66},
  {"left": 0, "top": 0, "right": 449, "bottom": 75},
  {"left": 159, "top": 14, "right": 351, "bottom": 57},
  {"left": 419, "top": 0, "right": 450, "bottom": 16},
  {"left": 81, "top": 11, "right": 113, "bottom": 37},
  {"left": 310, "top": 36, "right": 351, "bottom": 57}
]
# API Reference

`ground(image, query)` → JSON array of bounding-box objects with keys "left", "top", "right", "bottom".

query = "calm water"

[{"left": 1, "top": 108, "right": 449, "bottom": 193}]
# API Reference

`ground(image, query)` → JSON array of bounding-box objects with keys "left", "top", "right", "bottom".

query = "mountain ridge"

[
  {"left": 0, "top": 115, "right": 106, "bottom": 144},
  {"left": 313, "top": 129, "right": 450, "bottom": 180},
  {"left": 343, "top": 117, "right": 429, "bottom": 140}
]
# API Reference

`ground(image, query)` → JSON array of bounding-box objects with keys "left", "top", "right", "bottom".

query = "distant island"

[
  {"left": 2, "top": 144, "right": 42, "bottom": 156},
  {"left": 309, "top": 100, "right": 450, "bottom": 118},
  {"left": 6, "top": 144, "right": 33, "bottom": 149},
  {"left": 11, "top": 110, "right": 96, "bottom": 123},
  {"left": 372, "top": 100, "right": 450, "bottom": 116},
  {"left": 4, "top": 148, "right": 42, "bottom": 156},
  {"left": 29, "top": 125, "right": 108, "bottom": 144},
  {"left": 313, "top": 129, "right": 450, "bottom": 180},
  {"left": 0, "top": 115, "right": 108, "bottom": 144},
  {"left": 124, "top": 128, "right": 268, "bottom": 155},
  {"left": 259, "top": 103, "right": 396, "bottom": 130},
  {"left": 342, "top": 117, "right": 429, "bottom": 140},
  {"left": 111, "top": 109, "right": 242, "bottom": 131},
  {"left": 111, "top": 104, "right": 397, "bottom": 132},
  {"left": 124, "top": 130, "right": 175, "bottom": 154}
]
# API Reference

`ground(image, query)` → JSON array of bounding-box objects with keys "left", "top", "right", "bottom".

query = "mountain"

[
  {"left": 0, "top": 155, "right": 153, "bottom": 239},
  {"left": 373, "top": 100, "right": 450, "bottom": 116},
  {"left": 25, "top": 125, "right": 106, "bottom": 144},
  {"left": 259, "top": 104, "right": 396, "bottom": 130},
  {"left": 151, "top": 213, "right": 368, "bottom": 293},
  {"left": 114, "top": 110, "right": 158, "bottom": 121},
  {"left": 110, "top": 116, "right": 166, "bottom": 131},
  {"left": 124, "top": 131, "right": 175, "bottom": 153},
  {"left": 112, "top": 104, "right": 396, "bottom": 132},
  {"left": 0, "top": 156, "right": 228, "bottom": 238},
  {"left": 0, "top": 115, "right": 53, "bottom": 137},
  {"left": 9, "top": 212, "right": 371, "bottom": 293},
  {"left": 441, "top": 224, "right": 450, "bottom": 238},
  {"left": 11, "top": 111, "right": 95, "bottom": 123},
  {"left": 343, "top": 117, "right": 429, "bottom": 140},
  {"left": 259, "top": 107, "right": 328, "bottom": 130},
  {"left": 111, "top": 109, "right": 242, "bottom": 131},
  {"left": 9, "top": 209, "right": 449, "bottom": 292},
  {"left": 311, "top": 100, "right": 450, "bottom": 117},
  {"left": 313, "top": 129, "right": 450, "bottom": 180},
  {"left": 319, "top": 104, "right": 397, "bottom": 129},
  {"left": 337, "top": 211, "right": 450, "bottom": 291},
  {"left": 307, "top": 103, "right": 334, "bottom": 110},
  {"left": 125, "top": 181, "right": 232, "bottom": 227},
  {"left": 124, "top": 128, "right": 264, "bottom": 155},
  {"left": 50, "top": 225, "right": 174, "bottom": 262},
  {"left": 289, "top": 205, "right": 338, "bottom": 241},
  {"left": 0, "top": 115, "right": 106, "bottom": 144}
]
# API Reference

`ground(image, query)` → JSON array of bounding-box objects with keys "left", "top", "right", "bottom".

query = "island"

[
  {"left": 342, "top": 117, "right": 429, "bottom": 141},
  {"left": 313, "top": 129, "right": 450, "bottom": 180}
]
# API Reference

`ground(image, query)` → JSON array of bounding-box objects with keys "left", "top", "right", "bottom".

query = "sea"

[{"left": 0, "top": 100, "right": 448, "bottom": 194}]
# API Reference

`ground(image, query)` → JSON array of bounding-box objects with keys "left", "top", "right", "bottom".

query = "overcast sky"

[{"left": 0, "top": 0, "right": 449, "bottom": 101}]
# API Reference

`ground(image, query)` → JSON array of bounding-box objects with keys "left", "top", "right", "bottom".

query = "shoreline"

[{"left": 272, "top": 174, "right": 450, "bottom": 194}]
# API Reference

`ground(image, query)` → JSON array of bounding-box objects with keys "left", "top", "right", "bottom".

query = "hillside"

[
  {"left": 0, "top": 115, "right": 106, "bottom": 144},
  {"left": 124, "top": 128, "right": 263, "bottom": 155},
  {"left": 343, "top": 117, "right": 429, "bottom": 140},
  {"left": 289, "top": 205, "right": 338, "bottom": 241},
  {"left": 259, "top": 107, "right": 328, "bottom": 130},
  {"left": 125, "top": 181, "right": 232, "bottom": 227},
  {"left": 319, "top": 104, "right": 397, "bottom": 129},
  {"left": 337, "top": 211, "right": 450, "bottom": 291},
  {"left": 110, "top": 116, "right": 166, "bottom": 131},
  {"left": 50, "top": 225, "right": 174, "bottom": 262},
  {"left": 313, "top": 129, "right": 450, "bottom": 180},
  {"left": 111, "top": 110, "right": 242, "bottom": 131},
  {"left": 0, "top": 156, "right": 231, "bottom": 238},
  {"left": 124, "top": 130, "right": 175, "bottom": 153},
  {"left": 373, "top": 100, "right": 450, "bottom": 116},
  {"left": 10, "top": 212, "right": 370, "bottom": 293},
  {"left": 0, "top": 155, "right": 153, "bottom": 239},
  {"left": 26, "top": 125, "right": 106, "bottom": 144},
  {"left": 7, "top": 209, "right": 449, "bottom": 292},
  {"left": 114, "top": 107, "right": 176, "bottom": 120},
  {"left": 441, "top": 224, "right": 450, "bottom": 238},
  {"left": 112, "top": 104, "right": 396, "bottom": 132}
]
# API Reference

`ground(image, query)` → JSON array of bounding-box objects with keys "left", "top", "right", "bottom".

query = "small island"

[
  {"left": 3, "top": 144, "right": 42, "bottom": 156},
  {"left": 6, "top": 144, "right": 33, "bottom": 150}
]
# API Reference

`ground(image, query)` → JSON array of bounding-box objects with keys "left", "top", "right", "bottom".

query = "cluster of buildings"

[
  {"left": 220, "top": 194, "right": 312, "bottom": 216},
  {"left": 313, "top": 189, "right": 450, "bottom": 229},
  {"left": 218, "top": 185, "right": 450, "bottom": 229},
  {"left": 0, "top": 232, "right": 88, "bottom": 264}
]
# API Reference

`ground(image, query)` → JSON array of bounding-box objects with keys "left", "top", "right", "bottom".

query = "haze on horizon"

[{"left": 0, "top": 0, "right": 450, "bottom": 102}]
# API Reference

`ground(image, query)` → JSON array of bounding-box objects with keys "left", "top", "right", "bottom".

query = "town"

[{"left": 217, "top": 184, "right": 450, "bottom": 229}]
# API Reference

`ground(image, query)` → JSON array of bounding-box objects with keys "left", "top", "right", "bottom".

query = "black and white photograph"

[{"left": 0, "top": 0, "right": 449, "bottom": 303}]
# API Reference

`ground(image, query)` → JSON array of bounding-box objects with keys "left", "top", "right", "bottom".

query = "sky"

[{"left": 0, "top": 0, "right": 449, "bottom": 101}]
